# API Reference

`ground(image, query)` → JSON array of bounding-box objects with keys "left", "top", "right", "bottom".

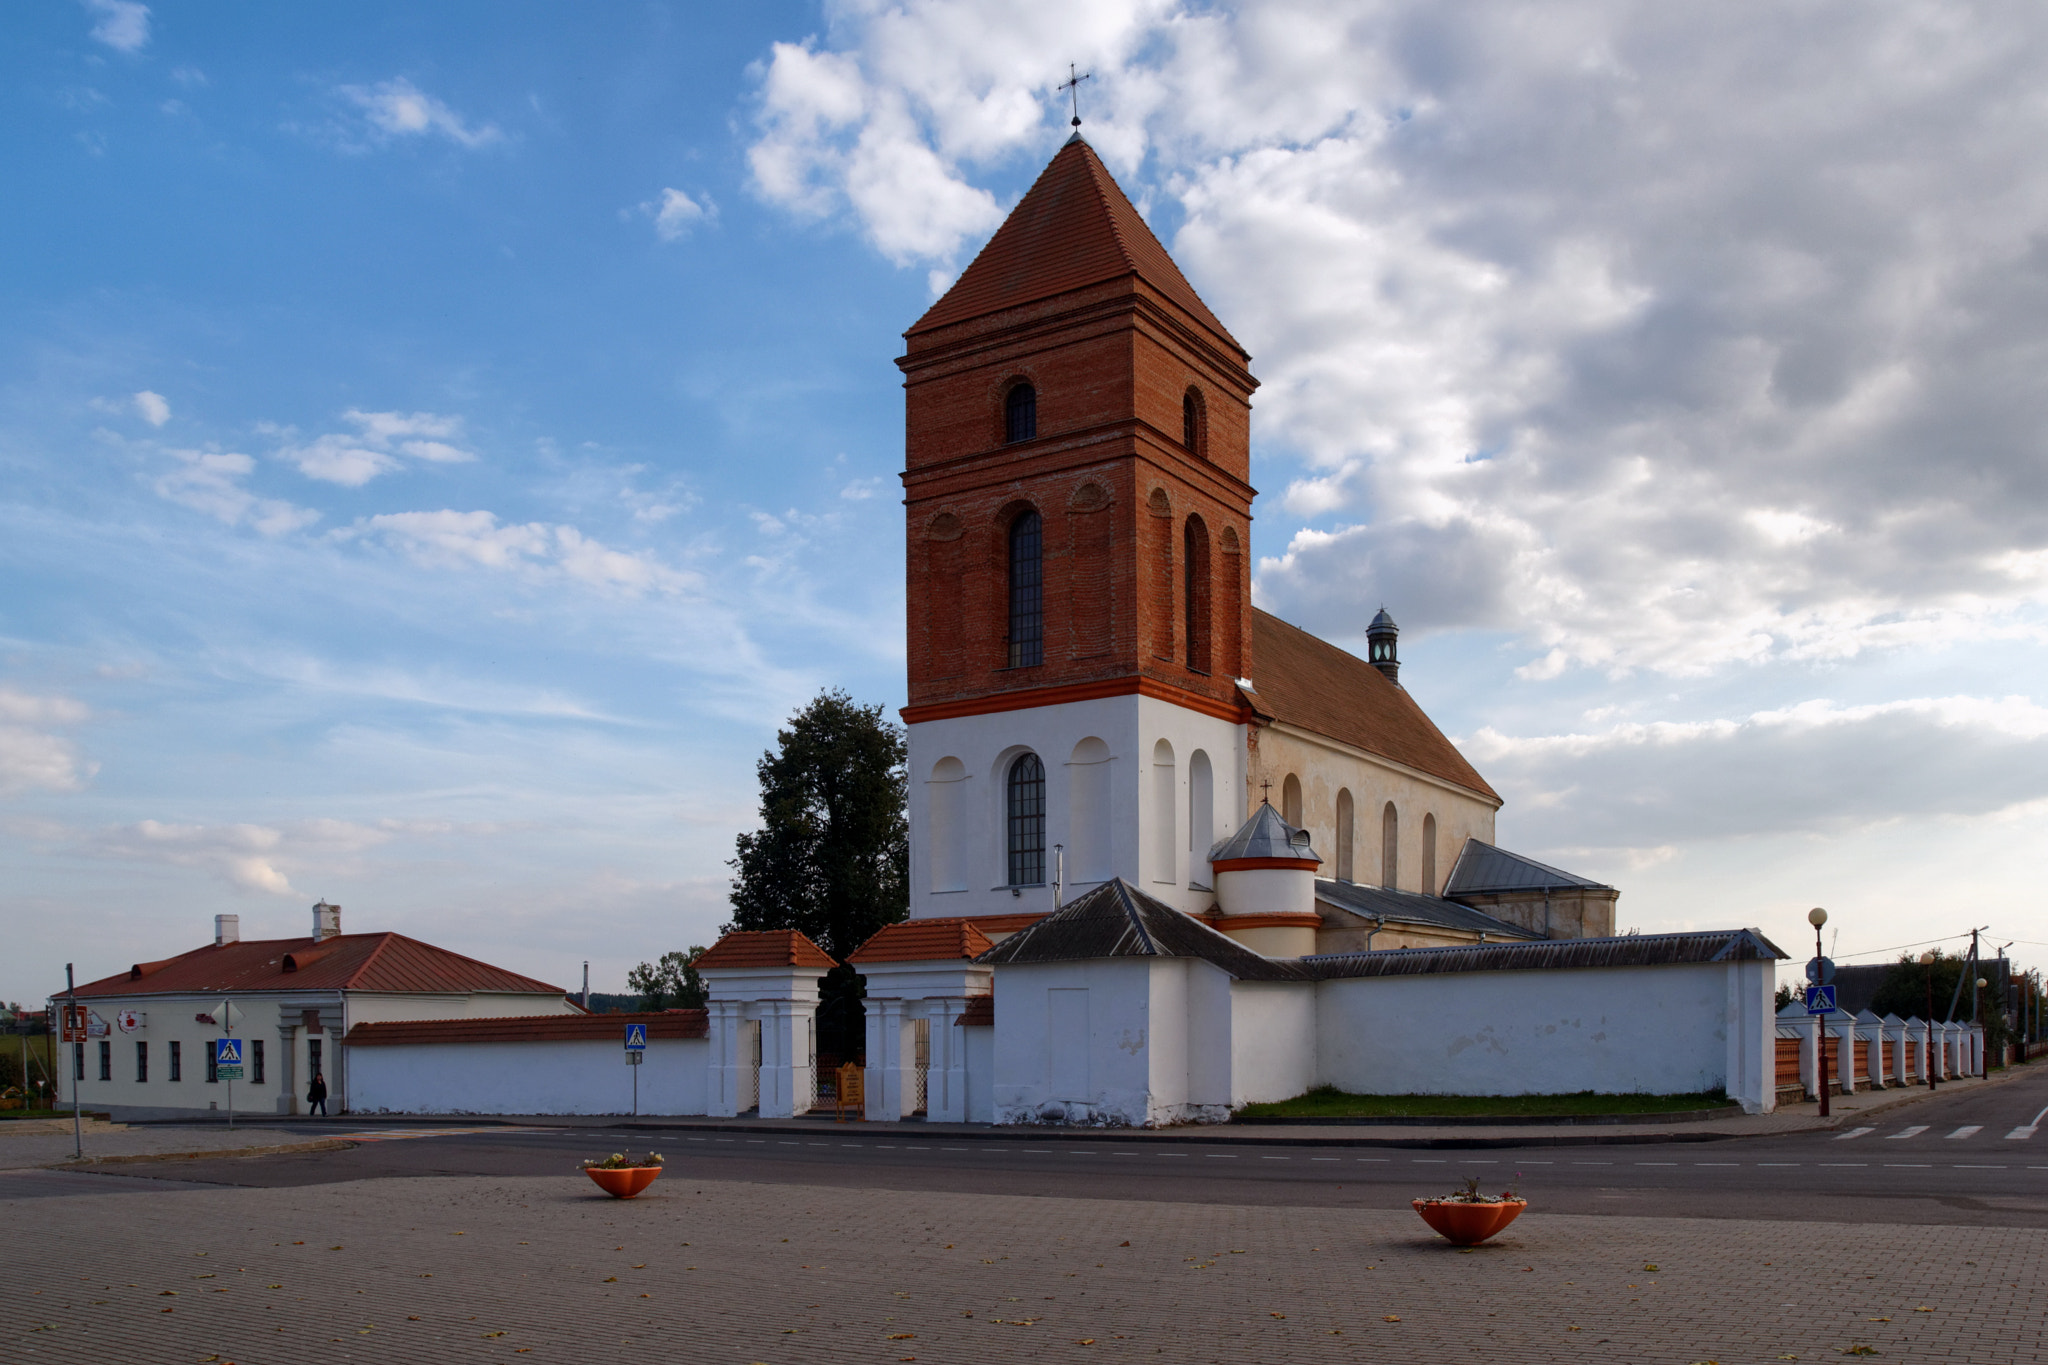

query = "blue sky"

[{"left": 7, "top": 0, "right": 2047, "bottom": 1003}]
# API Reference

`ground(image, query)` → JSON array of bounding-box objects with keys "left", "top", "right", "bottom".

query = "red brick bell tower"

[{"left": 898, "top": 135, "right": 1258, "bottom": 727}]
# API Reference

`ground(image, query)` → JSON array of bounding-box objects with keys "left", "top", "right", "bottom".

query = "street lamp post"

[
  {"left": 1809, "top": 907, "right": 1830, "bottom": 1118},
  {"left": 1974, "top": 977, "right": 1989, "bottom": 1076}
]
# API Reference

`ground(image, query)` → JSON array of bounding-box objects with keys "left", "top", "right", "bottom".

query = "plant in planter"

[
  {"left": 1412, "top": 1175, "right": 1527, "bottom": 1245},
  {"left": 581, "top": 1151, "right": 666, "bottom": 1199}
]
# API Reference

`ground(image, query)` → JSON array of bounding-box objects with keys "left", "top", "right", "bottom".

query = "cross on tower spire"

[{"left": 1059, "top": 63, "right": 1093, "bottom": 130}]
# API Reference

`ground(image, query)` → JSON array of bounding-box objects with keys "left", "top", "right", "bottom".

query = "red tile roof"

[
  {"left": 346, "top": 1010, "right": 707, "bottom": 1047},
  {"left": 62, "top": 933, "right": 565, "bottom": 999},
  {"left": 1245, "top": 610, "right": 1500, "bottom": 803},
  {"left": 692, "top": 930, "right": 837, "bottom": 972},
  {"left": 848, "top": 919, "right": 996, "bottom": 964},
  {"left": 907, "top": 137, "right": 1241, "bottom": 352},
  {"left": 953, "top": 911, "right": 1051, "bottom": 937}
]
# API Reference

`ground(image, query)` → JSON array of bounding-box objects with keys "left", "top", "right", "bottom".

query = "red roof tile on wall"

[
  {"left": 1246, "top": 610, "right": 1500, "bottom": 803},
  {"left": 346, "top": 1011, "right": 708, "bottom": 1047},
  {"left": 61, "top": 933, "right": 566, "bottom": 999},
  {"left": 848, "top": 919, "right": 996, "bottom": 964},
  {"left": 693, "top": 930, "right": 838, "bottom": 972},
  {"left": 908, "top": 137, "right": 1241, "bottom": 352}
]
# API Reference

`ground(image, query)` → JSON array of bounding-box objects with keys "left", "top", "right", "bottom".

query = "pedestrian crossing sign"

[
  {"left": 623, "top": 1023, "right": 648, "bottom": 1051},
  {"left": 215, "top": 1038, "right": 243, "bottom": 1065},
  {"left": 1804, "top": 985, "right": 1836, "bottom": 1014}
]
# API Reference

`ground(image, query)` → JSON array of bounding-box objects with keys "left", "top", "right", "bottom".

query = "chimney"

[
  {"left": 311, "top": 902, "right": 341, "bottom": 942},
  {"left": 214, "top": 914, "right": 240, "bottom": 947}
]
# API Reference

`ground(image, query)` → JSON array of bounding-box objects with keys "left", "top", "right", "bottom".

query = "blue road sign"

[
  {"left": 1805, "top": 956, "right": 1836, "bottom": 985},
  {"left": 1805, "top": 985, "right": 1837, "bottom": 1015},
  {"left": 214, "top": 1038, "right": 243, "bottom": 1065},
  {"left": 623, "top": 1023, "right": 648, "bottom": 1051}
]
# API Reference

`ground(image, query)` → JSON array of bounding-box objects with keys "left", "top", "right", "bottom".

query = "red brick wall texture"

[{"left": 898, "top": 139, "right": 1260, "bottom": 722}]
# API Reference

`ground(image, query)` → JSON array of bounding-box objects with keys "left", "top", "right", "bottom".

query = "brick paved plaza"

[{"left": 7, "top": 1167, "right": 2044, "bottom": 1365}]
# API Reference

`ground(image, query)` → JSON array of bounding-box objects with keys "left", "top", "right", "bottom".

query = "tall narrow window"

[
  {"left": 169, "top": 1040, "right": 182, "bottom": 1082},
  {"left": 1382, "top": 801, "right": 1400, "bottom": 889},
  {"left": 98, "top": 1040, "right": 111, "bottom": 1082},
  {"left": 1421, "top": 813, "right": 1438, "bottom": 895},
  {"left": 1282, "top": 774, "right": 1303, "bottom": 827},
  {"left": 74, "top": 1042, "right": 84, "bottom": 1082},
  {"left": 1183, "top": 391, "right": 1199, "bottom": 450},
  {"left": 1006, "top": 753, "right": 1046, "bottom": 886},
  {"left": 1183, "top": 515, "right": 1211, "bottom": 674},
  {"left": 1005, "top": 383, "right": 1037, "bottom": 443},
  {"left": 1336, "top": 788, "right": 1355, "bottom": 882},
  {"left": 252, "top": 1038, "right": 266, "bottom": 1085},
  {"left": 1007, "top": 510, "right": 1044, "bottom": 667},
  {"left": 135, "top": 1040, "right": 148, "bottom": 1083}
]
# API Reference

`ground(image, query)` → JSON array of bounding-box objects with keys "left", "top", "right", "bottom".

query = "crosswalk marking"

[
  {"left": 1887, "top": 1126, "right": 1928, "bottom": 1140},
  {"left": 2006, "top": 1128, "right": 2036, "bottom": 1141},
  {"left": 1946, "top": 1126, "right": 1983, "bottom": 1140},
  {"left": 1836, "top": 1127, "right": 1875, "bottom": 1140}
]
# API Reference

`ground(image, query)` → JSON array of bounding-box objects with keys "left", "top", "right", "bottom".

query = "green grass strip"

[{"left": 1237, "top": 1086, "right": 1729, "bottom": 1119}]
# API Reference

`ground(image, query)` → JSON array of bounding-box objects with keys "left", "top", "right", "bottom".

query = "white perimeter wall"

[
  {"left": 348, "top": 1038, "right": 709, "bottom": 1116},
  {"left": 1229, "top": 981, "right": 1317, "bottom": 1106},
  {"left": 1315, "top": 963, "right": 1747, "bottom": 1101}
]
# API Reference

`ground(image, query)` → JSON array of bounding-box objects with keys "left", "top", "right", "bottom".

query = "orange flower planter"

[
  {"left": 1412, "top": 1199, "right": 1526, "bottom": 1245},
  {"left": 585, "top": 1166, "right": 664, "bottom": 1199}
]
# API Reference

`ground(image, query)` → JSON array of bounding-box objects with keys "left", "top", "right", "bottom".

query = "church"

[{"left": 338, "top": 133, "right": 1785, "bottom": 1127}]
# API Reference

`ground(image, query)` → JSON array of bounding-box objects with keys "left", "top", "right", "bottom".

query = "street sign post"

[
  {"left": 1804, "top": 985, "right": 1837, "bottom": 1014},
  {"left": 623, "top": 1024, "right": 647, "bottom": 1115},
  {"left": 215, "top": 1037, "right": 242, "bottom": 1127}
]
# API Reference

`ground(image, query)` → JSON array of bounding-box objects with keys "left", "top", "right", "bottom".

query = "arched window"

[
  {"left": 1183, "top": 390, "right": 1200, "bottom": 452},
  {"left": 1282, "top": 773, "right": 1303, "bottom": 827},
  {"left": 1151, "top": 738, "right": 1177, "bottom": 885},
  {"left": 1067, "top": 738, "right": 1111, "bottom": 884},
  {"left": 1188, "top": 749, "right": 1214, "bottom": 885},
  {"left": 928, "top": 757, "right": 967, "bottom": 893},
  {"left": 1421, "top": 813, "right": 1438, "bottom": 896},
  {"left": 1005, "top": 383, "right": 1037, "bottom": 443},
  {"left": 1007, "top": 510, "right": 1043, "bottom": 668},
  {"left": 1381, "top": 801, "right": 1399, "bottom": 889},
  {"left": 1006, "top": 752, "right": 1046, "bottom": 886},
  {"left": 1183, "top": 515, "right": 1211, "bottom": 674},
  {"left": 1335, "top": 788, "right": 1355, "bottom": 882}
]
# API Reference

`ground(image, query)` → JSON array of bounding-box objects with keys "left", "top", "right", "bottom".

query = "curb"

[
  {"left": 49, "top": 1139, "right": 354, "bottom": 1169},
  {"left": 1233, "top": 1106, "right": 1744, "bottom": 1127}
]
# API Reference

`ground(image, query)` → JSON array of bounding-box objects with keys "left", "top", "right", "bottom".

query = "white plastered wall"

[
  {"left": 1252, "top": 723, "right": 1498, "bottom": 895},
  {"left": 1313, "top": 962, "right": 1770, "bottom": 1107},
  {"left": 346, "top": 1038, "right": 709, "bottom": 1115},
  {"left": 1229, "top": 981, "right": 1318, "bottom": 1106},
  {"left": 907, "top": 694, "right": 1247, "bottom": 920}
]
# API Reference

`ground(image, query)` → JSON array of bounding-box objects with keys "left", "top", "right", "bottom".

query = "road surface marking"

[
  {"left": 2006, "top": 1105, "right": 2048, "bottom": 1141},
  {"left": 1635, "top": 1162, "right": 1677, "bottom": 1166},
  {"left": 1757, "top": 1162, "right": 1800, "bottom": 1166},
  {"left": 1818, "top": 1163, "right": 1866, "bottom": 1167},
  {"left": 1259, "top": 1156, "right": 1291, "bottom": 1161},
  {"left": 1945, "top": 1126, "right": 1982, "bottom": 1140},
  {"left": 1886, "top": 1126, "right": 1928, "bottom": 1140},
  {"left": 1205, "top": 1154, "right": 1238, "bottom": 1159},
  {"left": 1355, "top": 1158, "right": 1389, "bottom": 1162},
  {"left": 1953, "top": 1164, "right": 2005, "bottom": 1169},
  {"left": 1694, "top": 1162, "right": 1739, "bottom": 1167},
  {"left": 1884, "top": 1163, "right": 1931, "bottom": 1167},
  {"left": 1835, "top": 1127, "right": 1875, "bottom": 1140},
  {"left": 1311, "top": 1157, "right": 1339, "bottom": 1161}
]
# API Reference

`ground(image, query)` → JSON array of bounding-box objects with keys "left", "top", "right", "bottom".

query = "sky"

[{"left": 5, "top": 0, "right": 2046, "bottom": 1006}]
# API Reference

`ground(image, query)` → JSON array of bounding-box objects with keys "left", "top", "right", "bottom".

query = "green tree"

[
  {"left": 626, "top": 947, "right": 708, "bottom": 1011},
  {"left": 725, "top": 689, "right": 908, "bottom": 960}
]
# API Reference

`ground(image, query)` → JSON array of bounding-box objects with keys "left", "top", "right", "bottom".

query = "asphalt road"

[{"left": 31, "top": 1064, "right": 2048, "bottom": 1228}]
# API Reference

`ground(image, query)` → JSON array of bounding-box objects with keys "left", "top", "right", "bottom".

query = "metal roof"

[
  {"left": 1441, "top": 838, "right": 1614, "bottom": 896},
  {"left": 975, "top": 878, "right": 1307, "bottom": 982},
  {"left": 1207, "top": 801, "right": 1320, "bottom": 865},
  {"left": 1302, "top": 927, "right": 1787, "bottom": 980},
  {"left": 1314, "top": 879, "right": 1541, "bottom": 940}
]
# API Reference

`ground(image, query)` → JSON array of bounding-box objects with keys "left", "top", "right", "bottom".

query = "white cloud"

[
  {"left": 0, "top": 689, "right": 94, "bottom": 797},
  {"left": 81, "top": 0, "right": 150, "bottom": 54},
  {"left": 643, "top": 187, "right": 712, "bottom": 242},
  {"left": 340, "top": 509, "right": 698, "bottom": 595},
  {"left": 78, "top": 817, "right": 460, "bottom": 897},
  {"left": 275, "top": 409, "right": 476, "bottom": 487},
  {"left": 335, "top": 78, "right": 502, "bottom": 150},
  {"left": 132, "top": 390, "right": 169, "bottom": 426},
  {"left": 153, "top": 448, "right": 320, "bottom": 536},
  {"left": 746, "top": 0, "right": 2048, "bottom": 678}
]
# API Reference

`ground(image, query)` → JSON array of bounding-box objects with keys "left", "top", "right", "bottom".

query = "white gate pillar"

[
  {"left": 865, "top": 996, "right": 910, "bottom": 1121},
  {"left": 1882, "top": 1014, "right": 1908, "bottom": 1087},
  {"left": 696, "top": 930, "right": 835, "bottom": 1119}
]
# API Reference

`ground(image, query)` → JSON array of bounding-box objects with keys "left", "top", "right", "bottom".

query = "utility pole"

[{"left": 1926, "top": 960, "right": 1939, "bottom": 1090}]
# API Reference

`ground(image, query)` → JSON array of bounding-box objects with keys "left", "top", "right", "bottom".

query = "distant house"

[{"left": 51, "top": 902, "right": 574, "bottom": 1119}]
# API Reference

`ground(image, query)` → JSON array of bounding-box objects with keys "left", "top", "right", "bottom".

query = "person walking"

[{"left": 306, "top": 1070, "right": 328, "bottom": 1117}]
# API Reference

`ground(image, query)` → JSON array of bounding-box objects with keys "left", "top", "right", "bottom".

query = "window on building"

[
  {"left": 75, "top": 1042, "right": 85, "bottom": 1082},
  {"left": 1282, "top": 773, "right": 1303, "bottom": 827},
  {"left": 252, "top": 1037, "right": 266, "bottom": 1085},
  {"left": 1005, "top": 383, "right": 1037, "bottom": 443},
  {"left": 1421, "top": 813, "right": 1438, "bottom": 896},
  {"left": 169, "top": 1040, "right": 182, "bottom": 1082},
  {"left": 1382, "top": 801, "right": 1400, "bottom": 889},
  {"left": 1007, "top": 510, "right": 1044, "bottom": 667},
  {"left": 1183, "top": 516, "right": 1211, "bottom": 674},
  {"left": 1335, "top": 788, "right": 1355, "bottom": 882},
  {"left": 98, "top": 1040, "right": 111, "bottom": 1082},
  {"left": 135, "top": 1040, "right": 148, "bottom": 1083},
  {"left": 1006, "top": 752, "right": 1047, "bottom": 886},
  {"left": 1183, "top": 390, "right": 1199, "bottom": 451},
  {"left": 309, "top": 1036, "right": 323, "bottom": 1081},
  {"left": 206, "top": 1043, "right": 218, "bottom": 1084}
]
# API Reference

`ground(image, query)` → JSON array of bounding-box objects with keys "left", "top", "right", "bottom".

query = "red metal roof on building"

[
  {"left": 847, "top": 918, "right": 996, "bottom": 964},
  {"left": 692, "top": 930, "right": 837, "bottom": 972},
  {"left": 346, "top": 1010, "right": 708, "bottom": 1047},
  {"left": 1244, "top": 609, "right": 1501, "bottom": 803},
  {"left": 60, "top": 932, "right": 565, "bottom": 999},
  {"left": 907, "top": 136, "right": 1241, "bottom": 352}
]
